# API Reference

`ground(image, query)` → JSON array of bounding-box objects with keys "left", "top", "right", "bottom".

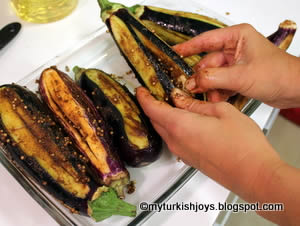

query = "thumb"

[
  {"left": 171, "top": 88, "right": 224, "bottom": 117},
  {"left": 185, "top": 65, "right": 245, "bottom": 94}
]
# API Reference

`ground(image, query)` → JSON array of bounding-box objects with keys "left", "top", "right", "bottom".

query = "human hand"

[
  {"left": 174, "top": 24, "right": 300, "bottom": 108},
  {"left": 136, "top": 87, "right": 282, "bottom": 198}
]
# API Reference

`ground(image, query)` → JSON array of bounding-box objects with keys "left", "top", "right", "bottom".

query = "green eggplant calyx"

[
  {"left": 97, "top": 0, "right": 125, "bottom": 22},
  {"left": 73, "top": 66, "right": 86, "bottom": 82},
  {"left": 110, "top": 177, "right": 131, "bottom": 199},
  {"left": 88, "top": 186, "right": 136, "bottom": 222},
  {"left": 128, "top": 4, "right": 142, "bottom": 14}
]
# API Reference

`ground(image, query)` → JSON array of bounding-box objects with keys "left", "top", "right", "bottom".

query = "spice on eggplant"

[
  {"left": 0, "top": 84, "right": 136, "bottom": 221},
  {"left": 97, "top": 0, "right": 202, "bottom": 102},
  {"left": 74, "top": 67, "right": 162, "bottom": 167},
  {"left": 39, "top": 67, "right": 130, "bottom": 198}
]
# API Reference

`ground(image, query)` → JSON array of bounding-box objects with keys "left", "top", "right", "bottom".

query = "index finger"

[
  {"left": 136, "top": 87, "right": 182, "bottom": 127},
  {"left": 173, "top": 25, "right": 242, "bottom": 57}
]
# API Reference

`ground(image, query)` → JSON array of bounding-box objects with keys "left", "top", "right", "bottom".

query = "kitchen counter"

[{"left": 0, "top": 0, "right": 299, "bottom": 225}]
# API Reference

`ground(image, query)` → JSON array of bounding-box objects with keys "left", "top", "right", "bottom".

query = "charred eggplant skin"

[
  {"left": 0, "top": 84, "right": 98, "bottom": 215},
  {"left": 113, "top": 9, "right": 194, "bottom": 76},
  {"left": 131, "top": 5, "right": 226, "bottom": 37},
  {"left": 76, "top": 68, "right": 162, "bottom": 167},
  {"left": 39, "top": 67, "right": 130, "bottom": 197}
]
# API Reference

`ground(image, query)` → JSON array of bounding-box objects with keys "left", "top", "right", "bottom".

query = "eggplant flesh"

[
  {"left": 105, "top": 7, "right": 198, "bottom": 102},
  {"left": 39, "top": 67, "right": 129, "bottom": 197},
  {"left": 75, "top": 68, "right": 162, "bottom": 167},
  {"left": 0, "top": 84, "right": 98, "bottom": 214}
]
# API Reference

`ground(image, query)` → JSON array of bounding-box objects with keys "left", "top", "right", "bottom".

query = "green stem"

[
  {"left": 97, "top": 0, "right": 113, "bottom": 12},
  {"left": 128, "top": 4, "right": 141, "bottom": 14},
  {"left": 73, "top": 66, "right": 85, "bottom": 82},
  {"left": 96, "top": 0, "right": 126, "bottom": 21}
]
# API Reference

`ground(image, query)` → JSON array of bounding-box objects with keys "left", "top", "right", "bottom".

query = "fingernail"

[
  {"left": 185, "top": 78, "right": 196, "bottom": 90},
  {"left": 194, "top": 62, "right": 206, "bottom": 71}
]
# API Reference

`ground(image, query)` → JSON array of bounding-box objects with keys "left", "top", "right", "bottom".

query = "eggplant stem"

[
  {"left": 73, "top": 66, "right": 86, "bottom": 82},
  {"left": 97, "top": 0, "right": 126, "bottom": 21},
  {"left": 110, "top": 177, "right": 130, "bottom": 199},
  {"left": 97, "top": 0, "right": 113, "bottom": 12}
]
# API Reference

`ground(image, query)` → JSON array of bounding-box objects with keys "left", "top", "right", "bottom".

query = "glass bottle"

[{"left": 10, "top": 0, "right": 79, "bottom": 23}]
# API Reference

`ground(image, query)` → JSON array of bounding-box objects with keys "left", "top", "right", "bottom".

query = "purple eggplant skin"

[
  {"left": 75, "top": 67, "right": 162, "bottom": 167},
  {"left": 130, "top": 5, "right": 226, "bottom": 37},
  {"left": 267, "top": 20, "right": 297, "bottom": 49},
  {"left": 39, "top": 67, "right": 130, "bottom": 198},
  {"left": 0, "top": 84, "right": 100, "bottom": 215}
]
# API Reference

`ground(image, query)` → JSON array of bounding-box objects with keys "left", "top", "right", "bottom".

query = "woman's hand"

[
  {"left": 136, "top": 87, "right": 282, "bottom": 198},
  {"left": 174, "top": 24, "right": 300, "bottom": 108},
  {"left": 136, "top": 87, "right": 300, "bottom": 225}
]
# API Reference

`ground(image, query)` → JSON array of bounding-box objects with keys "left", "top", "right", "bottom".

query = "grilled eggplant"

[
  {"left": 39, "top": 67, "right": 130, "bottom": 198},
  {"left": 130, "top": 4, "right": 226, "bottom": 38},
  {"left": 98, "top": 0, "right": 201, "bottom": 102},
  {"left": 129, "top": 5, "right": 225, "bottom": 67},
  {"left": 127, "top": 19, "right": 202, "bottom": 67},
  {"left": 0, "top": 84, "right": 136, "bottom": 221},
  {"left": 268, "top": 20, "right": 297, "bottom": 50},
  {"left": 74, "top": 67, "right": 162, "bottom": 167}
]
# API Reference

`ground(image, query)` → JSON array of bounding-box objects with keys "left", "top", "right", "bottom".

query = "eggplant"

[
  {"left": 130, "top": 4, "right": 226, "bottom": 37},
  {"left": 129, "top": 19, "right": 202, "bottom": 67},
  {"left": 128, "top": 5, "right": 224, "bottom": 67},
  {"left": 74, "top": 67, "right": 162, "bottom": 167},
  {"left": 0, "top": 84, "right": 136, "bottom": 221},
  {"left": 98, "top": 0, "right": 202, "bottom": 102},
  {"left": 39, "top": 67, "right": 130, "bottom": 198},
  {"left": 229, "top": 20, "right": 297, "bottom": 110},
  {"left": 267, "top": 20, "right": 297, "bottom": 50}
]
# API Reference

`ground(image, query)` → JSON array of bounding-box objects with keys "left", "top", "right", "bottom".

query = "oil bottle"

[{"left": 11, "top": 0, "right": 78, "bottom": 23}]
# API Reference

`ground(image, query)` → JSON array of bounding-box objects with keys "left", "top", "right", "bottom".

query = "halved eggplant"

[
  {"left": 98, "top": 0, "right": 201, "bottom": 102},
  {"left": 74, "top": 67, "right": 162, "bottom": 167},
  {"left": 39, "top": 67, "right": 130, "bottom": 198},
  {"left": 128, "top": 4, "right": 223, "bottom": 67},
  {"left": 0, "top": 84, "right": 136, "bottom": 221},
  {"left": 130, "top": 4, "right": 226, "bottom": 37}
]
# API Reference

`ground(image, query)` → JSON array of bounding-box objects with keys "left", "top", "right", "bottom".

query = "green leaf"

[{"left": 88, "top": 186, "right": 136, "bottom": 222}]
